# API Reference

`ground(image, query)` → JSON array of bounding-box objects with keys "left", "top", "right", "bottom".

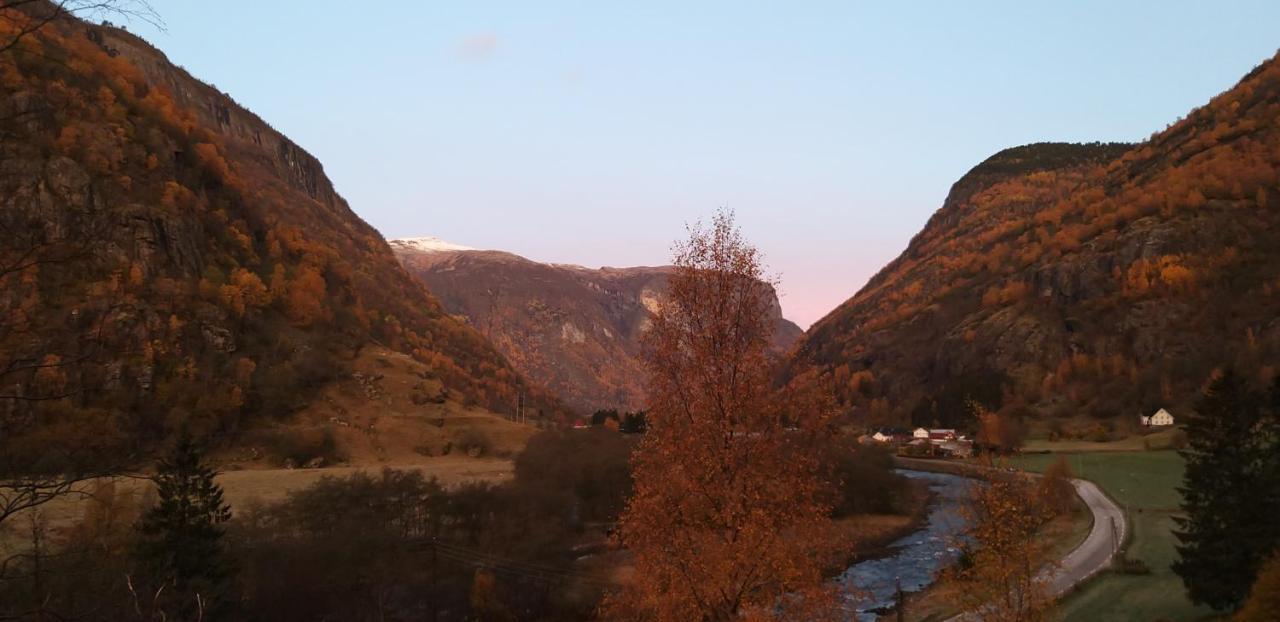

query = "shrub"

[
  {"left": 1115, "top": 554, "right": 1152, "bottom": 575},
  {"left": 1039, "top": 457, "right": 1077, "bottom": 515},
  {"left": 251, "top": 427, "right": 341, "bottom": 467},
  {"left": 454, "top": 429, "right": 491, "bottom": 457},
  {"left": 513, "top": 428, "right": 636, "bottom": 524},
  {"left": 824, "top": 439, "right": 910, "bottom": 516}
]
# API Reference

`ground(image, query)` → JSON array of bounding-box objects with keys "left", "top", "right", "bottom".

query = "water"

[{"left": 838, "top": 469, "right": 971, "bottom": 621}]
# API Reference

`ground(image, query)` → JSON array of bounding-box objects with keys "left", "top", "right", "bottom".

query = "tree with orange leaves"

[
  {"left": 603, "top": 210, "right": 840, "bottom": 621},
  {"left": 945, "top": 467, "right": 1054, "bottom": 622},
  {"left": 286, "top": 267, "right": 328, "bottom": 326}
]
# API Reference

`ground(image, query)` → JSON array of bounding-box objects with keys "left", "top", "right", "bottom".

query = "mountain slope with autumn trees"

[
  {"left": 393, "top": 242, "right": 803, "bottom": 413},
  {"left": 787, "top": 51, "right": 1280, "bottom": 433},
  {"left": 0, "top": 8, "right": 564, "bottom": 467}
]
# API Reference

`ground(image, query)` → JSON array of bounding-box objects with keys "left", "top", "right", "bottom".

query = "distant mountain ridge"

[
  {"left": 785, "top": 52, "right": 1280, "bottom": 432},
  {"left": 389, "top": 237, "right": 477, "bottom": 253},
  {"left": 394, "top": 241, "right": 804, "bottom": 413}
]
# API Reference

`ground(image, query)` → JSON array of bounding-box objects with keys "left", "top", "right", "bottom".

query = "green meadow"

[{"left": 1013, "top": 450, "right": 1218, "bottom": 621}]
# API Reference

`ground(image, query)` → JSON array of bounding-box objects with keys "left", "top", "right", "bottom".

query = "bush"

[
  {"left": 513, "top": 428, "right": 636, "bottom": 525},
  {"left": 1039, "top": 457, "right": 1077, "bottom": 515},
  {"left": 825, "top": 438, "right": 910, "bottom": 516},
  {"left": 1115, "top": 554, "right": 1151, "bottom": 575},
  {"left": 454, "top": 429, "right": 491, "bottom": 457},
  {"left": 250, "top": 427, "right": 341, "bottom": 467},
  {"left": 1086, "top": 422, "right": 1112, "bottom": 442}
]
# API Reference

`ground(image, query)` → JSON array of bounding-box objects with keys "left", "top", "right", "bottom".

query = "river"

[{"left": 838, "top": 469, "right": 971, "bottom": 620}]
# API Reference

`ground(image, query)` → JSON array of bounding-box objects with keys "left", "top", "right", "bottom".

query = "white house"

[
  {"left": 1141, "top": 408, "right": 1175, "bottom": 427},
  {"left": 913, "top": 427, "right": 930, "bottom": 439}
]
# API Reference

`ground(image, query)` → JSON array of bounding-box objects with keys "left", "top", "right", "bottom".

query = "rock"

[
  {"left": 200, "top": 323, "right": 236, "bottom": 353},
  {"left": 44, "top": 156, "right": 90, "bottom": 205},
  {"left": 393, "top": 247, "right": 800, "bottom": 413}
]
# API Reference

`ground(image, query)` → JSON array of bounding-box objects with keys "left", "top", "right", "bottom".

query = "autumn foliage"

[
  {"left": 790, "top": 49, "right": 1280, "bottom": 428},
  {"left": 605, "top": 211, "right": 840, "bottom": 621},
  {"left": 0, "top": 11, "right": 565, "bottom": 464},
  {"left": 946, "top": 467, "right": 1056, "bottom": 622}
]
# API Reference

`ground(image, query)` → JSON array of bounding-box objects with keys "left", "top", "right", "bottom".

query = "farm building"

[
  {"left": 1141, "top": 408, "right": 1175, "bottom": 427},
  {"left": 872, "top": 427, "right": 912, "bottom": 444}
]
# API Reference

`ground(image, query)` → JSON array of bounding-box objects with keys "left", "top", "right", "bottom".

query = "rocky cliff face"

[
  {"left": 787, "top": 53, "right": 1280, "bottom": 431},
  {"left": 394, "top": 244, "right": 803, "bottom": 413},
  {"left": 0, "top": 9, "right": 562, "bottom": 462}
]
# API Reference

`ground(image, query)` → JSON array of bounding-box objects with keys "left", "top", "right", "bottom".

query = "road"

[
  {"left": 941, "top": 474, "right": 1127, "bottom": 621},
  {"left": 1042, "top": 478, "right": 1127, "bottom": 597}
]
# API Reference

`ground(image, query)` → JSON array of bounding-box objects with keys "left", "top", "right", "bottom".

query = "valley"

[{"left": 3, "top": 2, "right": 1280, "bottom": 621}]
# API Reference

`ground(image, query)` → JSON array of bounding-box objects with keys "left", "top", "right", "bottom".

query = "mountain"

[
  {"left": 0, "top": 8, "right": 563, "bottom": 466},
  {"left": 393, "top": 241, "right": 804, "bottom": 413},
  {"left": 786, "top": 52, "right": 1280, "bottom": 434}
]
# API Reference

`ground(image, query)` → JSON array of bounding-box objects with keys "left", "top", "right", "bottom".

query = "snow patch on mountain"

[{"left": 389, "top": 236, "right": 475, "bottom": 253}]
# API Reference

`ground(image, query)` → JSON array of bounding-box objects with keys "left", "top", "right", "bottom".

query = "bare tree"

[{"left": 1, "top": 0, "right": 160, "bottom": 54}]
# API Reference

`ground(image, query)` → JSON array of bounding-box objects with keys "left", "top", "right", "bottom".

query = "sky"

[{"left": 125, "top": 1, "right": 1280, "bottom": 328}]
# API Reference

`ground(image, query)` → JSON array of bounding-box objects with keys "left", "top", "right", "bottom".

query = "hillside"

[
  {"left": 787, "top": 52, "right": 1280, "bottom": 433},
  {"left": 394, "top": 242, "right": 803, "bottom": 413},
  {"left": 0, "top": 8, "right": 564, "bottom": 469}
]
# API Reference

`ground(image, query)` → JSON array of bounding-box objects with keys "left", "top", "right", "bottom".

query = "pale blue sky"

[{"left": 129, "top": 2, "right": 1279, "bottom": 327}]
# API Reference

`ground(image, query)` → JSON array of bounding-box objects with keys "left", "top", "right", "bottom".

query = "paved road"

[
  {"left": 944, "top": 476, "right": 1127, "bottom": 621},
  {"left": 1042, "top": 478, "right": 1127, "bottom": 597}
]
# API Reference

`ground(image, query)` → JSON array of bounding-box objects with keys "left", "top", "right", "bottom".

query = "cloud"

[{"left": 456, "top": 33, "right": 499, "bottom": 62}]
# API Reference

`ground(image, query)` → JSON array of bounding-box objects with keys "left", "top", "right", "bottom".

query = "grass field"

[
  {"left": 1013, "top": 450, "right": 1218, "bottom": 621},
  {"left": 0, "top": 456, "right": 518, "bottom": 553}
]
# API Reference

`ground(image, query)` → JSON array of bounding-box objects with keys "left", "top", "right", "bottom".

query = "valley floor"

[
  {"left": 0, "top": 456, "right": 516, "bottom": 550},
  {"left": 889, "top": 458, "right": 1095, "bottom": 621},
  {"left": 1013, "top": 450, "right": 1217, "bottom": 621}
]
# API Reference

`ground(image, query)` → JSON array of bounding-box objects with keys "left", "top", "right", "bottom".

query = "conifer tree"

[
  {"left": 133, "top": 433, "right": 235, "bottom": 619},
  {"left": 1172, "top": 369, "right": 1280, "bottom": 611}
]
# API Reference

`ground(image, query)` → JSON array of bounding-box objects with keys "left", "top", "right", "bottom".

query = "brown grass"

[
  {"left": 215, "top": 346, "right": 538, "bottom": 468},
  {"left": 4, "top": 347, "right": 539, "bottom": 550},
  {"left": 1022, "top": 426, "right": 1184, "bottom": 453}
]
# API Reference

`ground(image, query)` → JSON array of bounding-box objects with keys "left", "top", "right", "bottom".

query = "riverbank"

[
  {"left": 824, "top": 475, "right": 934, "bottom": 575},
  {"left": 883, "top": 456, "right": 1096, "bottom": 621},
  {"left": 838, "top": 470, "right": 974, "bottom": 620}
]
